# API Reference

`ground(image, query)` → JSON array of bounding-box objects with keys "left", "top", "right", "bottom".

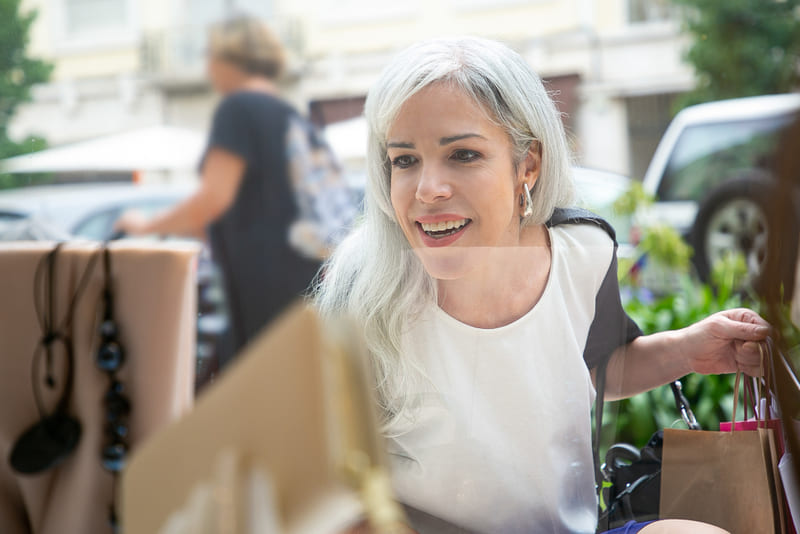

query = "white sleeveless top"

[{"left": 385, "top": 224, "right": 615, "bottom": 534}]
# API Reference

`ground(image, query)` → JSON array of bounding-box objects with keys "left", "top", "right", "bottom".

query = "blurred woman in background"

[{"left": 117, "top": 15, "right": 324, "bottom": 364}]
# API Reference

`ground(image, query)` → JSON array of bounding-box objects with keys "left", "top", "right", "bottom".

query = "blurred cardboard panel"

[{"left": 122, "top": 304, "right": 364, "bottom": 534}]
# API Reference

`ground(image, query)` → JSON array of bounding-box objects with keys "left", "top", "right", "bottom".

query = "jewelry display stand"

[{"left": 0, "top": 241, "right": 199, "bottom": 534}]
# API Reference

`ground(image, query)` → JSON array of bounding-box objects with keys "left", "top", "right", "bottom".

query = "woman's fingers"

[
  {"left": 735, "top": 340, "right": 768, "bottom": 376},
  {"left": 713, "top": 310, "right": 771, "bottom": 342}
]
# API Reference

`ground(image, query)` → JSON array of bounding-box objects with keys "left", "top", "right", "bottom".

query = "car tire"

[{"left": 689, "top": 172, "right": 777, "bottom": 287}]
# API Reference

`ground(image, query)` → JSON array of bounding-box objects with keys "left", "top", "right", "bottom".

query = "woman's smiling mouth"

[
  {"left": 419, "top": 218, "right": 470, "bottom": 237},
  {"left": 416, "top": 218, "right": 472, "bottom": 246}
]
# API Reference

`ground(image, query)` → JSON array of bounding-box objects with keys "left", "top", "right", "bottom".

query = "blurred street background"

[
  {"left": 2, "top": 0, "right": 800, "bottom": 446},
  {"left": 2, "top": 0, "right": 692, "bottom": 182}
]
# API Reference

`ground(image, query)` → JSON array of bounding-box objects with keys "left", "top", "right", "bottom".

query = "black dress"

[{"left": 203, "top": 90, "right": 322, "bottom": 358}]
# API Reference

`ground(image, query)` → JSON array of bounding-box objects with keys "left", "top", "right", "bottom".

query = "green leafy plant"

[
  {"left": 601, "top": 187, "right": 756, "bottom": 450},
  {"left": 672, "top": 0, "right": 800, "bottom": 111},
  {"left": 0, "top": 0, "right": 53, "bottom": 189},
  {"left": 612, "top": 181, "right": 653, "bottom": 218}
]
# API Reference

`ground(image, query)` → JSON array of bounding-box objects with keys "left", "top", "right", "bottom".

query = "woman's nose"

[{"left": 415, "top": 165, "right": 452, "bottom": 203}]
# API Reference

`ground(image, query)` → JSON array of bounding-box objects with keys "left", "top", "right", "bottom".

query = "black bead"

[
  {"left": 104, "top": 391, "right": 130, "bottom": 420},
  {"left": 9, "top": 414, "right": 82, "bottom": 475},
  {"left": 98, "top": 319, "right": 117, "bottom": 339},
  {"left": 109, "top": 380, "right": 124, "bottom": 394},
  {"left": 96, "top": 341, "right": 124, "bottom": 372},
  {"left": 107, "top": 421, "right": 129, "bottom": 440},
  {"left": 101, "top": 443, "right": 127, "bottom": 472}
]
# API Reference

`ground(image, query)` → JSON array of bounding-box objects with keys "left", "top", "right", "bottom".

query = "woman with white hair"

[{"left": 316, "top": 37, "right": 767, "bottom": 534}]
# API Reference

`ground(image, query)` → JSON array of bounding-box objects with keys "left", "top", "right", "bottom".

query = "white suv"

[{"left": 641, "top": 93, "right": 800, "bottom": 285}]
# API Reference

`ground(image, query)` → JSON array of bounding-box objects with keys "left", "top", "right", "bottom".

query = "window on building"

[
  {"left": 321, "top": 0, "right": 416, "bottom": 25},
  {"left": 309, "top": 96, "right": 366, "bottom": 128},
  {"left": 55, "top": 0, "right": 138, "bottom": 49},
  {"left": 628, "top": 0, "right": 675, "bottom": 24},
  {"left": 626, "top": 93, "right": 678, "bottom": 181},
  {"left": 181, "top": 0, "right": 274, "bottom": 27},
  {"left": 64, "top": 0, "right": 127, "bottom": 36},
  {"left": 235, "top": 0, "right": 274, "bottom": 21},
  {"left": 143, "top": 0, "right": 276, "bottom": 76},
  {"left": 543, "top": 74, "right": 581, "bottom": 140}
]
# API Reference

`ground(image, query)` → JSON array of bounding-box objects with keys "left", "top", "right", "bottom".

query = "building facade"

[{"left": 11, "top": 0, "right": 692, "bottom": 180}]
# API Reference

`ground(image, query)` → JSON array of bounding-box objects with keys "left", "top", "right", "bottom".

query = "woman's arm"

[
  {"left": 596, "top": 308, "right": 771, "bottom": 400},
  {"left": 115, "top": 147, "right": 245, "bottom": 238}
]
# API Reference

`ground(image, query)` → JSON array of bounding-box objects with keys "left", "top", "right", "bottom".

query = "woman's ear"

[{"left": 519, "top": 140, "right": 541, "bottom": 190}]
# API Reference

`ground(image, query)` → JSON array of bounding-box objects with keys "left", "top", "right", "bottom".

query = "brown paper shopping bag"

[
  {"left": 660, "top": 363, "right": 787, "bottom": 534},
  {"left": 659, "top": 426, "right": 784, "bottom": 533}
]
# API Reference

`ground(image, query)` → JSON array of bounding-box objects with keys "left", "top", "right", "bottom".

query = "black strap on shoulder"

[
  {"left": 546, "top": 207, "right": 618, "bottom": 245},
  {"left": 547, "top": 207, "right": 619, "bottom": 493}
]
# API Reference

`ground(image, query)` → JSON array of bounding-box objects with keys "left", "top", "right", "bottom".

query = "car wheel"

[{"left": 690, "top": 173, "right": 775, "bottom": 286}]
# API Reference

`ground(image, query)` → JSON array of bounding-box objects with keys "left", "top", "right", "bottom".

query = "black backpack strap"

[
  {"left": 594, "top": 358, "right": 609, "bottom": 495},
  {"left": 546, "top": 207, "right": 618, "bottom": 246},
  {"left": 546, "top": 207, "right": 628, "bottom": 496}
]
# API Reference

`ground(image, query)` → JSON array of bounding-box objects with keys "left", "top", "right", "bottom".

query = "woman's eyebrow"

[
  {"left": 440, "top": 133, "right": 486, "bottom": 145},
  {"left": 386, "top": 133, "right": 486, "bottom": 148}
]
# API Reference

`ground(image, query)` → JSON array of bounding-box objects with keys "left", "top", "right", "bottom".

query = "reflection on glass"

[{"left": 658, "top": 114, "right": 795, "bottom": 202}]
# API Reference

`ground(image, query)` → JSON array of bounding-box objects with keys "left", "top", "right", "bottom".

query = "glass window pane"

[
  {"left": 657, "top": 115, "right": 794, "bottom": 202},
  {"left": 629, "top": 0, "right": 675, "bottom": 23},
  {"left": 65, "top": 0, "right": 126, "bottom": 35}
]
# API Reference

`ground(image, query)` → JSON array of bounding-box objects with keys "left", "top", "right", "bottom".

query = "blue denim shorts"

[{"left": 601, "top": 520, "right": 655, "bottom": 534}]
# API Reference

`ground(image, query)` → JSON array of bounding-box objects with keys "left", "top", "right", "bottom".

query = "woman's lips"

[{"left": 416, "top": 218, "right": 472, "bottom": 247}]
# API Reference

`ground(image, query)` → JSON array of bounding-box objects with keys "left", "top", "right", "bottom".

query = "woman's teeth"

[{"left": 420, "top": 218, "right": 469, "bottom": 237}]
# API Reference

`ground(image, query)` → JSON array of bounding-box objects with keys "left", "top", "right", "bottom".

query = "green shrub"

[
  {"left": 603, "top": 262, "right": 746, "bottom": 448},
  {"left": 601, "top": 189, "right": 754, "bottom": 449}
]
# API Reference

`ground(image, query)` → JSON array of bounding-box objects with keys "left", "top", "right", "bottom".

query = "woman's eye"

[
  {"left": 391, "top": 155, "right": 417, "bottom": 169},
  {"left": 451, "top": 149, "right": 480, "bottom": 163}
]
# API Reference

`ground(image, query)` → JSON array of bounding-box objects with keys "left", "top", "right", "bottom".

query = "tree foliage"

[
  {"left": 674, "top": 0, "right": 800, "bottom": 110},
  {"left": 0, "top": 0, "right": 52, "bottom": 163}
]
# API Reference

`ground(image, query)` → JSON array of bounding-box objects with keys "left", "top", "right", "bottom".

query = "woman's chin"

[{"left": 414, "top": 246, "right": 481, "bottom": 281}]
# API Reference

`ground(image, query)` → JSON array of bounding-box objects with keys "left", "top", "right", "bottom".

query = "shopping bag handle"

[{"left": 730, "top": 340, "right": 772, "bottom": 431}]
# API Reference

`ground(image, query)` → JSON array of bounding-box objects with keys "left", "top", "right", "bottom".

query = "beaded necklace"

[{"left": 8, "top": 243, "right": 129, "bottom": 533}]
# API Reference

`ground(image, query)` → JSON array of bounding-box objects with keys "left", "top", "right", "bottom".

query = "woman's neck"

[
  {"left": 437, "top": 224, "right": 552, "bottom": 329},
  {"left": 243, "top": 77, "right": 279, "bottom": 94},
  {"left": 226, "top": 77, "right": 279, "bottom": 95}
]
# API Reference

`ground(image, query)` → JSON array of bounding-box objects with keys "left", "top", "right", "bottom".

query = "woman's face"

[
  {"left": 206, "top": 54, "right": 241, "bottom": 94},
  {"left": 387, "top": 83, "right": 540, "bottom": 281}
]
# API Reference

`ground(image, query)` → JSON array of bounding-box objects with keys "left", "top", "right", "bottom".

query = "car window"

[
  {"left": 73, "top": 209, "right": 122, "bottom": 240},
  {"left": 656, "top": 113, "right": 794, "bottom": 202},
  {"left": 0, "top": 211, "right": 26, "bottom": 221},
  {"left": 71, "top": 198, "right": 179, "bottom": 240},
  {"left": 573, "top": 175, "right": 632, "bottom": 245}
]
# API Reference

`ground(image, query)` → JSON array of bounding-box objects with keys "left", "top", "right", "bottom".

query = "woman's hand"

[
  {"left": 114, "top": 210, "right": 151, "bottom": 236},
  {"left": 681, "top": 308, "right": 771, "bottom": 376},
  {"left": 603, "top": 308, "right": 771, "bottom": 399}
]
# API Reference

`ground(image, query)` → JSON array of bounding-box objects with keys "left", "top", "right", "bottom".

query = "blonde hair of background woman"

[
  {"left": 207, "top": 14, "right": 286, "bottom": 80},
  {"left": 314, "top": 36, "right": 576, "bottom": 430}
]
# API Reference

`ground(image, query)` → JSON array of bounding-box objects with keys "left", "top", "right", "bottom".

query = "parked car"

[
  {"left": 573, "top": 166, "right": 633, "bottom": 249},
  {"left": 0, "top": 181, "right": 227, "bottom": 390},
  {"left": 0, "top": 181, "right": 195, "bottom": 237},
  {"left": 641, "top": 93, "right": 800, "bottom": 286}
]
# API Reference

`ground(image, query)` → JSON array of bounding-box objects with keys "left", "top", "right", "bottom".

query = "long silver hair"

[{"left": 314, "top": 36, "right": 575, "bottom": 428}]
